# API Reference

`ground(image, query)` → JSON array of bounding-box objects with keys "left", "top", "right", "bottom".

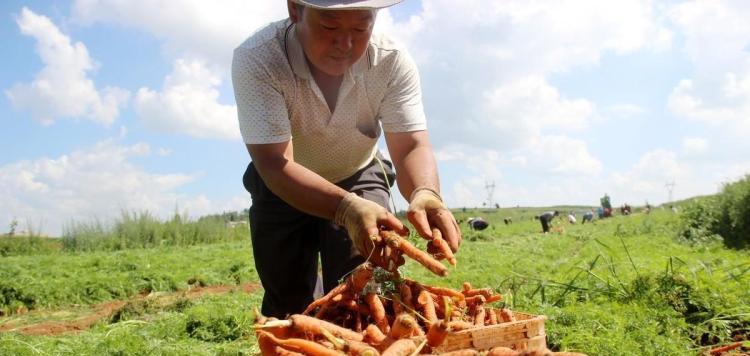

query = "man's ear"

[{"left": 288, "top": 0, "right": 301, "bottom": 23}]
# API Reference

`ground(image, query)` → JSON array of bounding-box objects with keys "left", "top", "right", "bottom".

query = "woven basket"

[{"left": 433, "top": 311, "right": 547, "bottom": 353}]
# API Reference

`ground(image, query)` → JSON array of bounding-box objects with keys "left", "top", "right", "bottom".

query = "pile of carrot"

[{"left": 254, "top": 259, "right": 586, "bottom": 355}]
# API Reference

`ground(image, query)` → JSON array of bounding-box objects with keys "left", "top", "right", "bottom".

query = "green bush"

[
  {"left": 715, "top": 175, "right": 750, "bottom": 248},
  {"left": 677, "top": 197, "right": 722, "bottom": 245},
  {"left": 61, "top": 210, "right": 249, "bottom": 252},
  {"left": 678, "top": 174, "right": 750, "bottom": 248}
]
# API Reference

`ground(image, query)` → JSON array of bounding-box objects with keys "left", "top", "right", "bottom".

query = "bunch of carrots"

[{"left": 253, "top": 230, "right": 586, "bottom": 355}]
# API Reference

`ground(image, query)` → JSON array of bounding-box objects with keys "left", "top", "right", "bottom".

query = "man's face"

[{"left": 291, "top": 5, "right": 375, "bottom": 77}]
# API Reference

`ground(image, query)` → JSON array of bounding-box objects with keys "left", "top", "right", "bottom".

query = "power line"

[
  {"left": 665, "top": 180, "right": 676, "bottom": 203},
  {"left": 484, "top": 180, "right": 495, "bottom": 208}
]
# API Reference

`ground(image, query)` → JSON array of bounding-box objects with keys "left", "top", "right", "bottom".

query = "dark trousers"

[
  {"left": 243, "top": 154, "right": 395, "bottom": 318},
  {"left": 541, "top": 218, "right": 550, "bottom": 233}
]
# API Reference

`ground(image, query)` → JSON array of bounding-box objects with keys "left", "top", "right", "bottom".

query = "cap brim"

[{"left": 292, "top": 0, "right": 402, "bottom": 10}]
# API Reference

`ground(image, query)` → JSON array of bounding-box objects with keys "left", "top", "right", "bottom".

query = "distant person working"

[
  {"left": 535, "top": 210, "right": 559, "bottom": 233},
  {"left": 582, "top": 210, "right": 594, "bottom": 224},
  {"left": 466, "top": 217, "right": 489, "bottom": 231}
]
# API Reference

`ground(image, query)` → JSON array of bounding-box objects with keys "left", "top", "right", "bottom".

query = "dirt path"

[{"left": 0, "top": 283, "right": 260, "bottom": 336}]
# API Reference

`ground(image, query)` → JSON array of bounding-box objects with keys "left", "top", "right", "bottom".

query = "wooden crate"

[{"left": 433, "top": 311, "right": 547, "bottom": 353}]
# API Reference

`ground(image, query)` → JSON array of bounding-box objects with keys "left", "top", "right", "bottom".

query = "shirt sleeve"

[
  {"left": 231, "top": 47, "right": 291, "bottom": 144},
  {"left": 378, "top": 49, "right": 427, "bottom": 133}
]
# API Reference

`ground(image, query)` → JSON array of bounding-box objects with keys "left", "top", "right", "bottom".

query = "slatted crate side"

[{"left": 434, "top": 311, "right": 547, "bottom": 353}]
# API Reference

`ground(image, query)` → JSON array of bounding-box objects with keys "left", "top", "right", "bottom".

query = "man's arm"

[
  {"left": 384, "top": 130, "right": 438, "bottom": 199},
  {"left": 385, "top": 130, "right": 461, "bottom": 251},
  {"left": 247, "top": 141, "right": 344, "bottom": 219},
  {"left": 247, "top": 141, "right": 407, "bottom": 256}
]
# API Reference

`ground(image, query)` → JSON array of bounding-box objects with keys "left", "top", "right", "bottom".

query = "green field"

[{"left": 1, "top": 208, "right": 748, "bottom": 355}]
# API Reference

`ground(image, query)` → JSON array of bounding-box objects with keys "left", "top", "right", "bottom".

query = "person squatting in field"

[
  {"left": 536, "top": 210, "right": 559, "bottom": 233},
  {"left": 466, "top": 217, "right": 489, "bottom": 231},
  {"left": 232, "top": 0, "right": 462, "bottom": 318}
]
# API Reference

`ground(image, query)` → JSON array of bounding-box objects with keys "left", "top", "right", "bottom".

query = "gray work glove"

[
  {"left": 334, "top": 192, "right": 407, "bottom": 258},
  {"left": 407, "top": 187, "right": 462, "bottom": 253}
]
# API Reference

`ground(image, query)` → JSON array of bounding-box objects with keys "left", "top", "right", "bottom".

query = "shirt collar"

[{"left": 284, "top": 20, "right": 371, "bottom": 81}]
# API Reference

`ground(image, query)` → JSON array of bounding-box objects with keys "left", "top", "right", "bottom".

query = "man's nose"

[{"left": 334, "top": 32, "right": 353, "bottom": 52}]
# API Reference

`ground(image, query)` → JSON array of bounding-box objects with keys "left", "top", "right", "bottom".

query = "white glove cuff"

[{"left": 410, "top": 187, "right": 443, "bottom": 203}]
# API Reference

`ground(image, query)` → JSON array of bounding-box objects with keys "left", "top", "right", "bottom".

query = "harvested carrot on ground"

[
  {"left": 388, "top": 313, "right": 420, "bottom": 339},
  {"left": 365, "top": 293, "right": 390, "bottom": 334},
  {"left": 488, "top": 307, "right": 498, "bottom": 325},
  {"left": 256, "top": 330, "right": 345, "bottom": 356},
  {"left": 461, "top": 287, "right": 493, "bottom": 299},
  {"left": 425, "top": 320, "right": 449, "bottom": 348},
  {"left": 274, "top": 346, "right": 305, "bottom": 356},
  {"left": 303, "top": 263, "right": 374, "bottom": 315},
  {"left": 363, "top": 323, "right": 387, "bottom": 344},
  {"left": 465, "top": 294, "right": 486, "bottom": 309},
  {"left": 257, "top": 330, "right": 281, "bottom": 356},
  {"left": 499, "top": 308, "right": 516, "bottom": 323},
  {"left": 421, "top": 284, "right": 465, "bottom": 300},
  {"left": 288, "top": 314, "right": 364, "bottom": 342},
  {"left": 380, "top": 230, "right": 448, "bottom": 277},
  {"left": 429, "top": 227, "right": 457, "bottom": 266},
  {"left": 381, "top": 338, "right": 417, "bottom": 356},
  {"left": 708, "top": 342, "right": 743, "bottom": 355},
  {"left": 417, "top": 290, "right": 438, "bottom": 324},
  {"left": 447, "top": 320, "right": 475, "bottom": 331},
  {"left": 439, "top": 349, "right": 480, "bottom": 356},
  {"left": 398, "top": 283, "right": 415, "bottom": 312},
  {"left": 486, "top": 346, "right": 518, "bottom": 356},
  {"left": 474, "top": 306, "right": 486, "bottom": 326}
]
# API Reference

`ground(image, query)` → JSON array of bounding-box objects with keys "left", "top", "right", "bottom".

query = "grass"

[{"left": 0, "top": 208, "right": 748, "bottom": 355}]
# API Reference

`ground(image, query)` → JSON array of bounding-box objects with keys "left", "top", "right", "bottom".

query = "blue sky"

[{"left": 2, "top": 0, "right": 750, "bottom": 236}]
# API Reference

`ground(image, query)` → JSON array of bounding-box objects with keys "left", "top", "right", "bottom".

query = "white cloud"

[
  {"left": 135, "top": 59, "right": 239, "bottom": 139},
  {"left": 682, "top": 137, "right": 708, "bottom": 154},
  {"left": 476, "top": 76, "right": 595, "bottom": 149},
  {"left": 71, "top": 0, "right": 287, "bottom": 73},
  {"left": 374, "top": 0, "right": 670, "bottom": 153},
  {"left": 527, "top": 135, "right": 602, "bottom": 175},
  {"left": 666, "top": 1, "right": 750, "bottom": 136},
  {"left": 5, "top": 7, "right": 129, "bottom": 126},
  {"left": 0, "top": 140, "right": 245, "bottom": 236}
]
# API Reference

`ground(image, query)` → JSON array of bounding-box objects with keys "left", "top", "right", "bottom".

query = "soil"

[{"left": 0, "top": 283, "right": 260, "bottom": 336}]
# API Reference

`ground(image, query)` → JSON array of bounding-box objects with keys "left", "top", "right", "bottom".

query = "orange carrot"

[
  {"left": 257, "top": 330, "right": 280, "bottom": 356},
  {"left": 474, "top": 306, "right": 486, "bottom": 326},
  {"left": 398, "top": 283, "right": 415, "bottom": 312},
  {"left": 499, "top": 308, "right": 516, "bottom": 323},
  {"left": 303, "top": 263, "right": 374, "bottom": 315},
  {"left": 388, "top": 313, "right": 420, "bottom": 339},
  {"left": 344, "top": 339, "right": 381, "bottom": 356},
  {"left": 425, "top": 320, "right": 449, "bottom": 348},
  {"left": 462, "top": 282, "right": 472, "bottom": 292},
  {"left": 274, "top": 346, "right": 305, "bottom": 356},
  {"left": 447, "top": 320, "right": 475, "bottom": 331},
  {"left": 381, "top": 338, "right": 417, "bottom": 356},
  {"left": 417, "top": 290, "right": 438, "bottom": 324},
  {"left": 365, "top": 293, "right": 390, "bottom": 334},
  {"left": 257, "top": 330, "right": 345, "bottom": 356},
  {"left": 461, "top": 287, "right": 493, "bottom": 299},
  {"left": 486, "top": 346, "right": 519, "bottom": 356},
  {"left": 421, "top": 285, "right": 465, "bottom": 301},
  {"left": 289, "top": 314, "right": 364, "bottom": 342},
  {"left": 363, "top": 324, "right": 387, "bottom": 344},
  {"left": 465, "top": 295, "right": 486, "bottom": 308},
  {"left": 709, "top": 342, "right": 743, "bottom": 355},
  {"left": 439, "top": 350, "right": 480, "bottom": 356},
  {"left": 381, "top": 230, "right": 448, "bottom": 276},
  {"left": 485, "top": 294, "right": 503, "bottom": 303},
  {"left": 488, "top": 307, "right": 498, "bottom": 325},
  {"left": 430, "top": 227, "right": 457, "bottom": 266}
]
